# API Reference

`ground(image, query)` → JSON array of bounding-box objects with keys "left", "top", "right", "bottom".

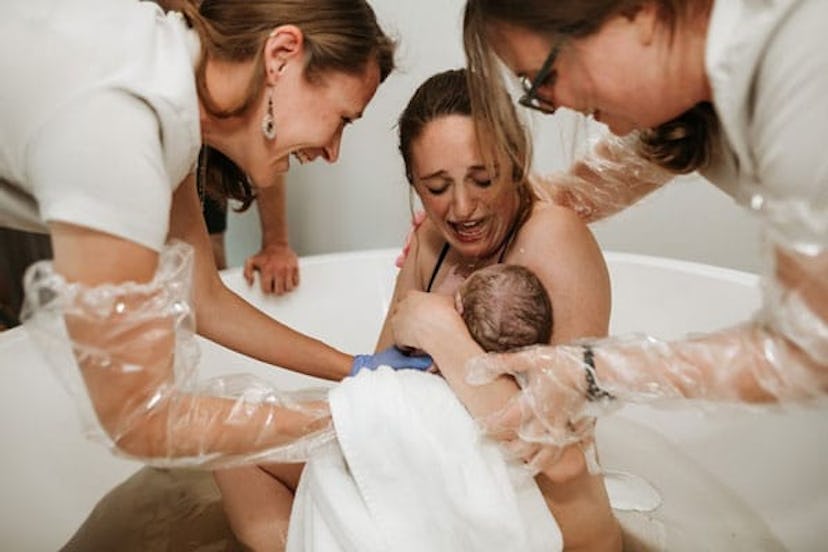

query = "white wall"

[{"left": 226, "top": 0, "right": 762, "bottom": 274}]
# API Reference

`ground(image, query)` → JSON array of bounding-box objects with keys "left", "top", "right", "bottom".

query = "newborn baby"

[
  {"left": 214, "top": 264, "right": 556, "bottom": 552},
  {"left": 456, "top": 263, "right": 553, "bottom": 353}
]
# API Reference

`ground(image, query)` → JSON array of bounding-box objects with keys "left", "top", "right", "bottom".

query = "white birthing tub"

[{"left": 1, "top": 249, "right": 825, "bottom": 550}]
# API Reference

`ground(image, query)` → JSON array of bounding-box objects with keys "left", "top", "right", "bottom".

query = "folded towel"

[{"left": 286, "top": 367, "right": 561, "bottom": 552}]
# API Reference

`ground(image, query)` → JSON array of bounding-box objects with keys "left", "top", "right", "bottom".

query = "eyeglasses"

[{"left": 518, "top": 40, "right": 562, "bottom": 114}]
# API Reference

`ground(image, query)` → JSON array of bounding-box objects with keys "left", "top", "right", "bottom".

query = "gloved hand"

[{"left": 350, "top": 346, "right": 433, "bottom": 377}]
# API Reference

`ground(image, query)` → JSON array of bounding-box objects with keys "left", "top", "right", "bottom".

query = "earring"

[{"left": 261, "top": 88, "right": 277, "bottom": 140}]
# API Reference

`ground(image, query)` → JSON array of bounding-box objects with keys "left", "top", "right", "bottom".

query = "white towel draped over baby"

[{"left": 286, "top": 367, "right": 562, "bottom": 552}]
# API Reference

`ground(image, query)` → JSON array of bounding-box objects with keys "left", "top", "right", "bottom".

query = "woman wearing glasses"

[{"left": 390, "top": 0, "right": 828, "bottom": 467}]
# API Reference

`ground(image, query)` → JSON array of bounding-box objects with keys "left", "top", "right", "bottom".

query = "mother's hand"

[
  {"left": 390, "top": 290, "right": 463, "bottom": 352},
  {"left": 392, "top": 293, "right": 604, "bottom": 478}
]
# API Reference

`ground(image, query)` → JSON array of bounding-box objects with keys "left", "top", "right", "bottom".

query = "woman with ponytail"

[{"left": 0, "top": 0, "right": 432, "bottom": 469}]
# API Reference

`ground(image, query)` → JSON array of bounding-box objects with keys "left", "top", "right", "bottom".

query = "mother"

[
  {"left": 394, "top": 0, "right": 828, "bottom": 461},
  {"left": 377, "top": 69, "right": 621, "bottom": 551},
  {"left": 0, "top": 0, "right": 429, "bottom": 467}
]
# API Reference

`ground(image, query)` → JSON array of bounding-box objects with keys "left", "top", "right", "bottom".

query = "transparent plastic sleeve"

[
  {"left": 467, "top": 196, "right": 828, "bottom": 455},
  {"left": 531, "top": 132, "right": 674, "bottom": 222},
  {"left": 21, "top": 241, "right": 334, "bottom": 469}
]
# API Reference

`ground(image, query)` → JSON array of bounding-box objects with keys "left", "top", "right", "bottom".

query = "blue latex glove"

[{"left": 350, "top": 346, "right": 433, "bottom": 377}]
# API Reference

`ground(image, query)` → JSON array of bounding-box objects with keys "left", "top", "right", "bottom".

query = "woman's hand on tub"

[
  {"left": 243, "top": 243, "right": 300, "bottom": 295},
  {"left": 350, "top": 346, "right": 433, "bottom": 376}
]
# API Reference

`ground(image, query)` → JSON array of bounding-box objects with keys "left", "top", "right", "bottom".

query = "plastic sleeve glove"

[
  {"left": 351, "top": 346, "right": 433, "bottom": 377},
  {"left": 21, "top": 241, "right": 334, "bottom": 469},
  {"left": 466, "top": 209, "right": 828, "bottom": 463},
  {"left": 532, "top": 132, "right": 674, "bottom": 223}
]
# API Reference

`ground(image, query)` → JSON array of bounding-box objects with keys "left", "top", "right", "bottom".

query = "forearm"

[
  {"left": 256, "top": 176, "right": 289, "bottom": 248},
  {"left": 245, "top": 177, "right": 299, "bottom": 295},
  {"left": 591, "top": 322, "right": 828, "bottom": 404},
  {"left": 84, "top": 334, "right": 331, "bottom": 462},
  {"left": 89, "top": 294, "right": 335, "bottom": 465},
  {"left": 592, "top": 244, "right": 828, "bottom": 404},
  {"left": 196, "top": 279, "right": 351, "bottom": 381},
  {"left": 536, "top": 133, "right": 673, "bottom": 223},
  {"left": 27, "top": 240, "right": 333, "bottom": 467},
  {"left": 117, "top": 392, "right": 330, "bottom": 462},
  {"left": 436, "top": 331, "right": 519, "bottom": 422},
  {"left": 428, "top": 311, "right": 596, "bottom": 487},
  {"left": 411, "top": 304, "right": 523, "bottom": 436},
  {"left": 173, "top": 173, "right": 349, "bottom": 380},
  {"left": 87, "top": 346, "right": 332, "bottom": 464}
]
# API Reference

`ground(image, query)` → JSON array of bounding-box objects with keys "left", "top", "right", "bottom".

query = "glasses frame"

[{"left": 518, "top": 40, "right": 563, "bottom": 114}]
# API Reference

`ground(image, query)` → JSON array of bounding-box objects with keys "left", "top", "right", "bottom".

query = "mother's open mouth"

[{"left": 450, "top": 218, "right": 487, "bottom": 242}]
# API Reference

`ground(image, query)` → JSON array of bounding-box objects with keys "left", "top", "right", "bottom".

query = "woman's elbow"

[{"left": 96, "top": 400, "right": 174, "bottom": 460}]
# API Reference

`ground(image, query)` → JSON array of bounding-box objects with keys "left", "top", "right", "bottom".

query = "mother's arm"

[
  {"left": 391, "top": 206, "right": 611, "bottom": 472},
  {"left": 375, "top": 217, "right": 447, "bottom": 353},
  {"left": 391, "top": 207, "right": 619, "bottom": 548},
  {"left": 375, "top": 230, "right": 423, "bottom": 352}
]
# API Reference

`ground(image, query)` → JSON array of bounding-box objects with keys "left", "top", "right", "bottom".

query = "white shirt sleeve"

[
  {"left": 26, "top": 89, "right": 175, "bottom": 251},
  {"left": 752, "top": 0, "right": 828, "bottom": 208}
]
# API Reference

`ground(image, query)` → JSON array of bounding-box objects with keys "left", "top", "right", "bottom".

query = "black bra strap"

[
  {"left": 426, "top": 242, "right": 450, "bottom": 292},
  {"left": 426, "top": 206, "right": 524, "bottom": 292}
]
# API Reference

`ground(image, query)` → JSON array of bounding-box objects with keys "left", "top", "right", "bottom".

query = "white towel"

[{"left": 286, "top": 368, "right": 562, "bottom": 552}]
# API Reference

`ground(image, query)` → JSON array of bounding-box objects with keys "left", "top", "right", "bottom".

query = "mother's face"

[{"left": 410, "top": 115, "right": 520, "bottom": 260}]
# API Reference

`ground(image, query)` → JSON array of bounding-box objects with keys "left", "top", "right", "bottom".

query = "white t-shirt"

[
  {"left": 0, "top": 0, "right": 201, "bottom": 251},
  {"left": 701, "top": 0, "right": 828, "bottom": 251}
]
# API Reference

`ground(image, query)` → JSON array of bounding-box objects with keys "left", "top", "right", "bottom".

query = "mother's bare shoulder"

[{"left": 516, "top": 202, "right": 597, "bottom": 256}]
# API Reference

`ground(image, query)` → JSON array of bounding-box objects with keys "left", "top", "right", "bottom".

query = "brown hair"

[
  {"left": 459, "top": 264, "right": 553, "bottom": 352},
  {"left": 397, "top": 68, "right": 536, "bottom": 230},
  {"left": 399, "top": 68, "right": 533, "bottom": 184},
  {"left": 463, "top": 0, "right": 718, "bottom": 175},
  {"left": 177, "top": 0, "right": 396, "bottom": 205}
]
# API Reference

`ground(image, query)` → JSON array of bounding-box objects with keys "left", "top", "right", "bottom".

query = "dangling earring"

[{"left": 261, "top": 88, "right": 277, "bottom": 140}]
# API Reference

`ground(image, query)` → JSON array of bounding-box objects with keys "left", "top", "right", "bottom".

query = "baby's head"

[{"left": 456, "top": 264, "right": 553, "bottom": 353}]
